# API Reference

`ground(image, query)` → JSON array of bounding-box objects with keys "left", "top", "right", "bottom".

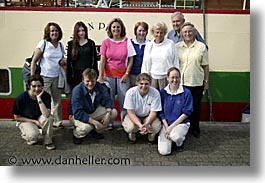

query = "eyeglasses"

[{"left": 31, "top": 85, "right": 42, "bottom": 88}]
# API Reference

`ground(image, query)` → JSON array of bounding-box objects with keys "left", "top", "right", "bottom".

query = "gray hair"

[
  {"left": 171, "top": 11, "right": 185, "bottom": 23},
  {"left": 181, "top": 22, "right": 197, "bottom": 34}
]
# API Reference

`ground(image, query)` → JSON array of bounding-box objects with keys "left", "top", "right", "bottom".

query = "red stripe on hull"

[
  {"left": 0, "top": 98, "right": 15, "bottom": 119},
  {"left": 200, "top": 102, "right": 248, "bottom": 122},
  {"left": 0, "top": 98, "right": 248, "bottom": 122},
  {"left": 0, "top": 7, "right": 249, "bottom": 14}
]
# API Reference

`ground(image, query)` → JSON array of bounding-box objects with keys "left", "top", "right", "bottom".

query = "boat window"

[{"left": 0, "top": 68, "right": 11, "bottom": 95}]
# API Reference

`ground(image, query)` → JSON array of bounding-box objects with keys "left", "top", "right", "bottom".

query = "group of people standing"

[{"left": 12, "top": 11, "right": 209, "bottom": 155}]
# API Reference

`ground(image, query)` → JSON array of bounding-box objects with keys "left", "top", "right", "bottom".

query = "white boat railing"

[{"left": 3, "top": 0, "right": 249, "bottom": 9}]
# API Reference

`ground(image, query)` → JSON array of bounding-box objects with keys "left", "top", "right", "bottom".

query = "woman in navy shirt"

[
  {"left": 158, "top": 67, "right": 193, "bottom": 155},
  {"left": 130, "top": 21, "right": 149, "bottom": 87}
]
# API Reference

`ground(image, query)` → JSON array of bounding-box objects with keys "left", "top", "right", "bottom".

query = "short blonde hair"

[
  {"left": 82, "top": 68, "right": 98, "bottom": 80},
  {"left": 136, "top": 73, "right": 152, "bottom": 84},
  {"left": 151, "top": 21, "right": 168, "bottom": 35}
]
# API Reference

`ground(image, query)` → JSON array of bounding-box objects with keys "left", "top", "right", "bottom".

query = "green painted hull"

[{"left": 2, "top": 68, "right": 250, "bottom": 104}]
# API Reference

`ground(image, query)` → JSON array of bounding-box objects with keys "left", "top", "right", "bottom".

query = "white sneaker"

[
  {"left": 45, "top": 143, "right": 56, "bottom": 150},
  {"left": 26, "top": 140, "right": 37, "bottom": 145},
  {"left": 53, "top": 121, "right": 63, "bottom": 128}
]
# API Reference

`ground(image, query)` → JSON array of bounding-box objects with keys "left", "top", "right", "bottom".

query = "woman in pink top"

[{"left": 98, "top": 17, "right": 136, "bottom": 130}]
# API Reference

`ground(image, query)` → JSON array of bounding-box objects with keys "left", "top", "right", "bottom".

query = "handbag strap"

[
  {"left": 38, "top": 40, "right": 46, "bottom": 65},
  {"left": 59, "top": 42, "right": 64, "bottom": 59}
]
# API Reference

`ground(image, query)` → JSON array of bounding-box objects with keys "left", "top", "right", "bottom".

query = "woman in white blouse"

[
  {"left": 141, "top": 21, "right": 179, "bottom": 90},
  {"left": 31, "top": 22, "right": 66, "bottom": 128}
]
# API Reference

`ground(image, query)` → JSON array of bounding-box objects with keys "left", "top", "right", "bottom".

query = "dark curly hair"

[
  {"left": 27, "top": 74, "right": 44, "bottom": 87},
  {"left": 43, "top": 22, "right": 63, "bottom": 42}
]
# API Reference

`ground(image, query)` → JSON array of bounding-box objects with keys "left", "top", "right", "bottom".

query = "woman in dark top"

[
  {"left": 66, "top": 21, "right": 99, "bottom": 125},
  {"left": 67, "top": 21, "right": 98, "bottom": 90},
  {"left": 12, "top": 75, "right": 55, "bottom": 150}
]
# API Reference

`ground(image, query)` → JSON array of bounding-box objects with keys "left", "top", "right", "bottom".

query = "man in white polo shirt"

[{"left": 123, "top": 73, "right": 162, "bottom": 144}]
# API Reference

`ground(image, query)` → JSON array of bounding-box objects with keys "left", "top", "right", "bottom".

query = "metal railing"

[
  {"left": 3, "top": 0, "right": 250, "bottom": 9},
  {"left": 95, "top": 0, "right": 200, "bottom": 9}
]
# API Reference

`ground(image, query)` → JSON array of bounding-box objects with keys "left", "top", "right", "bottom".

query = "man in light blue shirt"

[{"left": 167, "top": 12, "right": 208, "bottom": 49}]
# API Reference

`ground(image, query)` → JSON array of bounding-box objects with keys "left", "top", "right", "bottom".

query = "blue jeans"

[{"left": 105, "top": 76, "right": 130, "bottom": 122}]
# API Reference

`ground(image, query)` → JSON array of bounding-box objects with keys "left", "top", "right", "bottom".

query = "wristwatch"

[
  {"left": 203, "top": 80, "right": 208, "bottom": 84},
  {"left": 38, "top": 100, "right": 43, "bottom": 104}
]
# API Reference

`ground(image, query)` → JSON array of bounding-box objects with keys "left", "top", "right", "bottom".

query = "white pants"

[
  {"left": 18, "top": 115, "right": 54, "bottom": 145},
  {"left": 71, "top": 106, "right": 117, "bottom": 138},
  {"left": 158, "top": 123, "right": 190, "bottom": 156}
]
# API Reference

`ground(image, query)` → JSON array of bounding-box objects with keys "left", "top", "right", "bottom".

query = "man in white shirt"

[{"left": 123, "top": 73, "right": 162, "bottom": 144}]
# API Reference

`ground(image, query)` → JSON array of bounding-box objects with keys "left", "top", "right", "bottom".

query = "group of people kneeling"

[{"left": 12, "top": 67, "right": 193, "bottom": 156}]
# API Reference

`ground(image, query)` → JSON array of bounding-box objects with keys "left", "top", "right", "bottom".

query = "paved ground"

[{"left": 0, "top": 120, "right": 250, "bottom": 166}]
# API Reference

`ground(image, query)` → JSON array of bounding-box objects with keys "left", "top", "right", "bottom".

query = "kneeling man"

[{"left": 70, "top": 68, "right": 117, "bottom": 144}]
